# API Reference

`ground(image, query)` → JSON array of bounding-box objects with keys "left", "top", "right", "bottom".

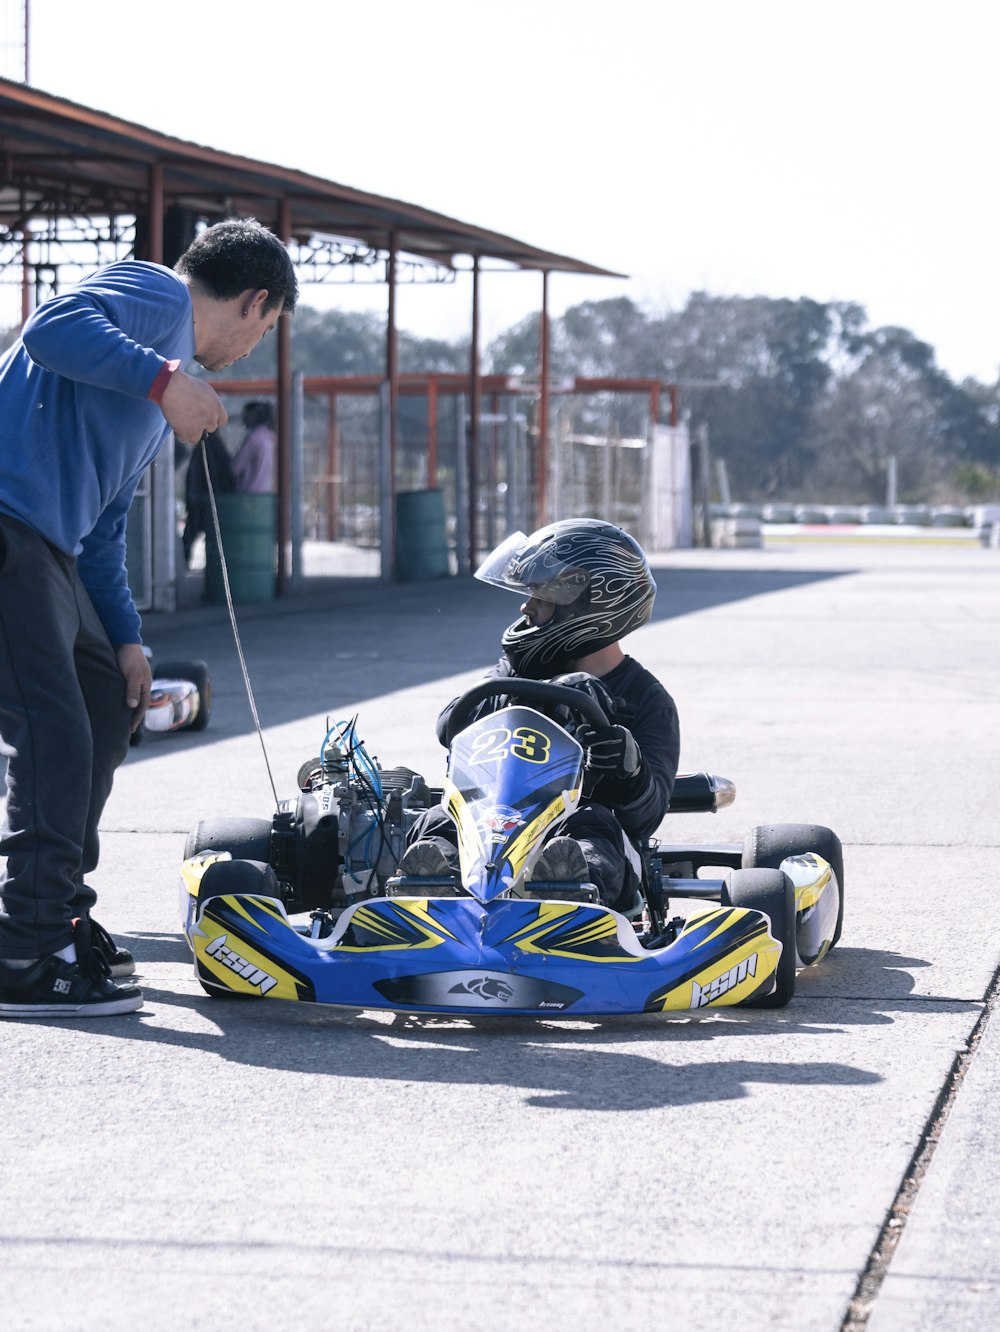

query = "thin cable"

[{"left": 199, "top": 433, "right": 280, "bottom": 809}]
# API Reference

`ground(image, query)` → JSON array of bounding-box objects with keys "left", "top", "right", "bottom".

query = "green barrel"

[
  {"left": 205, "top": 494, "right": 277, "bottom": 604},
  {"left": 395, "top": 489, "right": 451, "bottom": 581}
]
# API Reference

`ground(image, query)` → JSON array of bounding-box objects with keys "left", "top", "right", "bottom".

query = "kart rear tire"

[
  {"left": 743, "top": 823, "right": 844, "bottom": 949},
  {"left": 184, "top": 816, "right": 272, "bottom": 864},
  {"left": 197, "top": 856, "right": 279, "bottom": 904},
  {"left": 723, "top": 867, "right": 796, "bottom": 1008},
  {"left": 155, "top": 659, "right": 212, "bottom": 731}
]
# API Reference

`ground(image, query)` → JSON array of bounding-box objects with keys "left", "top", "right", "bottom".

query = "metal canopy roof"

[{"left": 0, "top": 77, "right": 621, "bottom": 278}]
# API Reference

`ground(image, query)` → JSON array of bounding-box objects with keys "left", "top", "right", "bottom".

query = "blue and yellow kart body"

[
  {"left": 181, "top": 681, "right": 842, "bottom": 1016},
  {"left": 183, "top": 873, "right": 786, "bottom": 1014}
]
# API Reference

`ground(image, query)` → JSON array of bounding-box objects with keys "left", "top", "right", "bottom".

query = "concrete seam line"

[{"left": 840, "top": 959, "right": 1000, "bottom": 1330}]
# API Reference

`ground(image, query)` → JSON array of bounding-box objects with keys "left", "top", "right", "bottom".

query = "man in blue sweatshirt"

[{"left": 0, "top": 216, "right": 298, "bottom": 1017}]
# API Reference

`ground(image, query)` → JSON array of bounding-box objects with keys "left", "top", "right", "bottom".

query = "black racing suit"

[{"left": 410, "top": 655, "right": 681, "bottom": 912}]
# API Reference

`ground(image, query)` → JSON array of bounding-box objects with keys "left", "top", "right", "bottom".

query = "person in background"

[
  {"left": 0, "top": 216, "right": 297, "bottom": 1018},
  {"left": 182, "top": 429, "right": 235, "bottom": 567},
  {"left": 401, "top": 518, "right": 680, "bottom": 914},
  {"left": 231, "top": 400, "right": 276, "bottom": 493}
]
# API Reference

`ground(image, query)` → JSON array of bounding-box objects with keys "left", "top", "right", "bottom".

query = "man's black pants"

[{"left": 0, "top": 516, "right": 132, "bottom": 959}]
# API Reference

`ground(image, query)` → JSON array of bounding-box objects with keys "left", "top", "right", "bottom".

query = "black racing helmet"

[{"left": 475, "top": 519, "right": 657, "bottom": 677}]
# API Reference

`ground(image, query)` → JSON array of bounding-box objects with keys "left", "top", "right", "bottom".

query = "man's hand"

[
  {"left": 116, "top": 643, "right": 153, "bottom": 734},
  {"left": 160, "top": 369, "right": 228, "bottom": 443},
  {"left": 575, "top": 723, "right": 642, "bottom": 780}
]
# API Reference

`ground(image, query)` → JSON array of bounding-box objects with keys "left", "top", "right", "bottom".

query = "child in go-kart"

[{"left": 401, "top": 518, "right": 681, "bottom": 913}]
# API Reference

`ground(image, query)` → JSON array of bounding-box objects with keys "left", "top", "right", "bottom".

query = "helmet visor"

[{"left": 474, "top": 531, "right": 589, "bottom": 606}]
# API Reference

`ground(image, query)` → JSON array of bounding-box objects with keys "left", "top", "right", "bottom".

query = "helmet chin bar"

[
  {"left": 502, "top": 613, "right": 578, "bottom": 677},
  {"left": 501, "top": 602, "right": 616, "bottom": 678}
]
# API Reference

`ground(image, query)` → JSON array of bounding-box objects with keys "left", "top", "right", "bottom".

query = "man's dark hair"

[{"left": 175, "top": 217, "right": 298, "bottom": 314}]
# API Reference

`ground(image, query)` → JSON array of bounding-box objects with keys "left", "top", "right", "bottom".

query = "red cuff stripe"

[{"left": 147, "top": 359, "right": 181, "bottom": 405}]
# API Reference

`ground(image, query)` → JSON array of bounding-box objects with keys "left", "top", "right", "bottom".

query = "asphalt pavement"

[{"left": 2, "top": 537, "right": 998, "bottom": 1331}]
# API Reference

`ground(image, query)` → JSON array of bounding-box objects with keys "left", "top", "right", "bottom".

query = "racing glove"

[
  {"left": 575, "top": 723, "right": 642, "bottom": 781},
  {"left": 548, "top": 672, "right": 619, "bottom": 736}
]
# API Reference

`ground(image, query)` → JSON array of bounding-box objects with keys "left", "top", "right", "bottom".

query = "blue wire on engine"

[{"left": 321, "top": 717, "right": 385, "bottom": 874}]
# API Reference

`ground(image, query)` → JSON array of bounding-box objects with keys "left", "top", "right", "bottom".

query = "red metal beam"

[{"left": 212, "top": 373, "right": 681, "bottom": 403}]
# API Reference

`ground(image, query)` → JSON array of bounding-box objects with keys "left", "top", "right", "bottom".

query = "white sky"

[{"left": 6, "top": 0, "right": 1000, "bottom": 382}]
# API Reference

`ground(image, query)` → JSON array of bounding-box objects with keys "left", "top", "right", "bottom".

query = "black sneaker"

[
  {"left": 0, "top": 948, "right": 143, "bottom": 1018},
  {"left": 533, "top": 836, "right": 590, "bottom": 882},
  {"left": 86, "top": 917, "right": 136, "bottom": 978},
  {"left": 398, "top": 838, "right": 459, "bottom": 877}
]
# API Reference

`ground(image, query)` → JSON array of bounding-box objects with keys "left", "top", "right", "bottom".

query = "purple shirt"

[{"left": 232, "top": 425, "right": 275, "bottom": 493}]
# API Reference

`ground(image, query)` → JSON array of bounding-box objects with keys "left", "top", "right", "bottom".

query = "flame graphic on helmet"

[{"left": 476, "top": 520, "right": 656, "bottom": 677}]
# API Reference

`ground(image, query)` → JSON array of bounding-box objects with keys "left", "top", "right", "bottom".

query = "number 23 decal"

[{"left": 471, "top": 726, "right": 551, "bottom": 765}]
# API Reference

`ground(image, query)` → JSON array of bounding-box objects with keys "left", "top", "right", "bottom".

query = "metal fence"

[
  {"left": 132, "top": 382, "right": 692, "bottom": 606},
  {"left": 295, "top": 386, "right": 690, "bottom": 579}
]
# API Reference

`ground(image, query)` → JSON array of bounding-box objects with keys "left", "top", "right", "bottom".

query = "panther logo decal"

[{"left": 448, "top": 976, "right": 515, "bottom": 1002}]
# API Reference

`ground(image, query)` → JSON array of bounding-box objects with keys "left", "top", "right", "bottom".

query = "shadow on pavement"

[
  {"left": 30, "top": 933, "right": 980, "bottom": 1113},
  {"left": 129, "top": 565, "right": 852, "bottom": 761},
  {"left": 53, "top": 983, "right": 885, "bottom": 1111}
]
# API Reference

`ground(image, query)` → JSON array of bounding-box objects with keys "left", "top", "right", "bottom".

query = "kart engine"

[{"left": 266, "top": 738, "right": 438, "bottom": 915}]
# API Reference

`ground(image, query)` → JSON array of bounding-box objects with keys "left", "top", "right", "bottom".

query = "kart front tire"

[
  {"left": 195, "top": 859, "right": 279, "bottom": 1000},
  {"left": 197, "top": 856, "right": 279, "bottom": 904},
  {"left": 155, "top": 659, "right": 212, "bottom": 731},
  {"left": 184, "top": 816, "right": 272, "bottom": 864},
  {"left": 743, "top": 823, "right": 844, "bottom": 948},
  {"left": 724, "top": 867, "right": 796, "bottom": 1008},
  {"left": 199, "top": 982, "right": 254, "bottom": 1001}
]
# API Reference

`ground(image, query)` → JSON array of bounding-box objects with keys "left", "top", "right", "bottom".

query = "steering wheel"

[{"left": 444, "top": 677, "right": 611, "bottom": 747}]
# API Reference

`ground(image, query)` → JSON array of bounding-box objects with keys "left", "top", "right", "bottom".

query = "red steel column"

[
  {"left": 536, "top": 270, "right": 550, "bottom": 527},
  {"left": 387, "top": 231, "right": 399, "bottom": 576},
  {"left": 147, "top": 162, "right": 164, "bottom": 263},
  {"left": 327, "top": 392, "right": 339, "bottom": 540},
  {"left": 468, "top": 256, "right": 481, "bottom": 571},
  {"left": 20, "top": 236, "right": 29, "bottom": 324},
  {"left": 427, "top": 376, "right": 439, "bottom": 489},
  {"left": 276, "top": 198, "right": 292, "bottom": 595}
]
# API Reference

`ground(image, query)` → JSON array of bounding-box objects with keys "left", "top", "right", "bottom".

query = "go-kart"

[
  {"left": 180, "top": 679, "right": 843, "bottom": 1015},
  {"left": 131, "top": 653, "right": 212, "bottom": 744}
]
